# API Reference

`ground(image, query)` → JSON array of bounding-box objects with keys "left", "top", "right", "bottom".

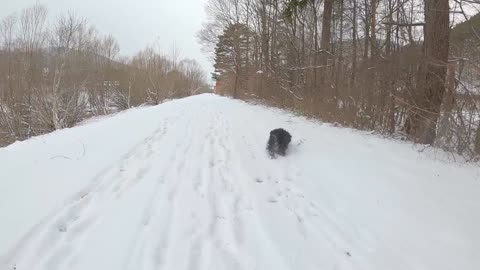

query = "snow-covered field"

[{"left": 1, "top": 94, "right": 479, "bottom": 270}]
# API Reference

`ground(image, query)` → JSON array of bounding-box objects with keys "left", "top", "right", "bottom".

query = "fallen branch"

[
  {"left": 382, "top": 21, "right": 425, "bottom": 26},
  {"left": 282, "top": 64, "right": 333, "bottom": 71}
]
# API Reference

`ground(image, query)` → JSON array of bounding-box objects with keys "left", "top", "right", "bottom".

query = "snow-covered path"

[{"left": 1, "top": 94, "right": 479, "bottom": 270}]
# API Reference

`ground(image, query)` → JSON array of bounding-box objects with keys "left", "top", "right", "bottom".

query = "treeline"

[
  {"left": 199, "top": 0, "right": 480, "bottom": 159},
  {"left": 0, "top": 4, "right": 209, "bottom": 146}
]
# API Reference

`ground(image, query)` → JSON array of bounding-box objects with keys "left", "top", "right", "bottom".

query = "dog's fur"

[{"left": 267, "top": 128, "right": 292, "bottom": 158}]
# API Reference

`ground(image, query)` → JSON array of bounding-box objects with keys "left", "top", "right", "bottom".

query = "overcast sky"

[{"left": 1, "top": 0, "right": 213, "bottom": 82}]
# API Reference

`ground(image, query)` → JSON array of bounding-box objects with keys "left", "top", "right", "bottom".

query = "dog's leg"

[{"left": 268, "top": 149, "right": 276, "bottom": 159}]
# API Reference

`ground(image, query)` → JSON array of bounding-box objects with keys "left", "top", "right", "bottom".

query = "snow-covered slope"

[{"left": 1, "top": 94, "right": 479, "bottom": 270}]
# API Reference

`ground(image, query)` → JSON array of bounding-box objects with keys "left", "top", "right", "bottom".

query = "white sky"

[{"left": 1, "top": 0, "right": 213, "bottom": 83}]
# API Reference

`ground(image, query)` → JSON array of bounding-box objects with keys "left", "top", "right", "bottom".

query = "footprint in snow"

[{"left": 268, "top": 196, "right": 278, "bottom": 203}]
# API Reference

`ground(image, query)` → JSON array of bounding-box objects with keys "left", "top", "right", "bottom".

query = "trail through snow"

[{"left": 1, "top": 94, "right": 479, "bottom": 270}]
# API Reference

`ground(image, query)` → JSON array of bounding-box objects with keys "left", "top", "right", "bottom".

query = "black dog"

[{"left": 267, "top": 128, "right": 292, "bottom": 158}]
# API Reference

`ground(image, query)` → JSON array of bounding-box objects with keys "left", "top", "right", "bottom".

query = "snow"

[{"left": 1, "top": 93, "right": 479, "bottom": 270}]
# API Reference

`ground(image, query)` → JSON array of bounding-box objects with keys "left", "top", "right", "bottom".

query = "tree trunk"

[
  {"left": 369, "top": 0, "right": 377, "bottom": 58},
  {"left": 335, "top": 0, "right": 345, "bottom": 98},
  {"left": 260, "top": 0, "right": 270, "bottom": 70},
  {"left": 351, "top": 0, "right": 357, "bottom": 86},
  {"left": 363, "top": 0, "right": 370, "bottom": 60},
  {"left": 313, "top": 1, "right": 320, "bottom": 87},
  {"left": 319, "top": 0, "right": 333, "bottom": 66},
  {"left": 319, "top": 0, "right": 333, "bottom": 95},
  {"left": 406, "top": 0, "right": 449, "bottom": 144}
]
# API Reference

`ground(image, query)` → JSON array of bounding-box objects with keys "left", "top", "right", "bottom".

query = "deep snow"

[{"left": 0, "top": 94, "right": 479, "bottom": 270}]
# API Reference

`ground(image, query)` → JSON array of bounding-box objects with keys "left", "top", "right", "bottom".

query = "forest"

[
  {"left": 0, "top": 4, "right": 209, "bottom": 146},
  {"left": 199, "top": 0, "right": 480, "bottom": 159}
]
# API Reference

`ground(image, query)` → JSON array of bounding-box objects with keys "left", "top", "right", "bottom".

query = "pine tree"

[{"left": 213, "top": 23, "right": 252, "bottom": 98}]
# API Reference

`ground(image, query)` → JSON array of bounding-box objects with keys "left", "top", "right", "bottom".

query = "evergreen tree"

[{"left": 213, "top": 23, "right": 252, "bottom": 98}]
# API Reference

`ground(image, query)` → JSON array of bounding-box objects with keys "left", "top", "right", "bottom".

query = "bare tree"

[
  {"left": 0, "top": 4, "right": 208, "bottom": 147},
  {"left": 200, "top": 0, "right": 480, "bottom": 159},
  {"left": 101, "top": 34, "right": 120, "bottom": 65},
  {"left": 44, "top": 12, "right": 87, "bottom": 130}
]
